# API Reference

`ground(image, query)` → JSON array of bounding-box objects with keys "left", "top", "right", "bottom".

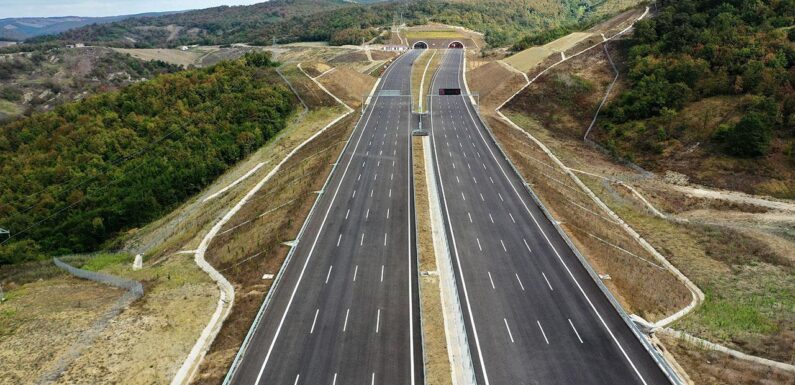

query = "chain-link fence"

[
  {"left": 37, "top": 256, "right": 143, "bottom": 384},
  {"left": 53, "top": 257, "right": 143, "bottom": 297}
]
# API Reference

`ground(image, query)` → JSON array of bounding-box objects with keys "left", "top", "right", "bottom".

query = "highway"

[
  {"left": 427, "top": 48, "right": 673, "bottom": 385},
  {"left": 228, "top": 49, "right": 423, "bottom": 385}
]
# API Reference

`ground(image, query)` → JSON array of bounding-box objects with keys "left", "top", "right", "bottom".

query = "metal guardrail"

[
  {"left": 426, "top": 49, "right": 478, "bottom": 385},
  {"left": 465, "top": 97, "right": 685, "bottom": 385},
  {"left": 222, "top": 51, "right": 416, "bottom": 384}
]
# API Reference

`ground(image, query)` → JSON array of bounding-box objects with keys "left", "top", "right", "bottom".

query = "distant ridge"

[{"left": 0, "top": 11, "right": 182, "bottom": 41}]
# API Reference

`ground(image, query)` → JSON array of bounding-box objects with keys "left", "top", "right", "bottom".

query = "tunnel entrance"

[
  {"left": 448, "top": 41, "right": 464, "bottom": 49},
  {"left": 413, "top": 41, "right": 428, "bottom": 49}
]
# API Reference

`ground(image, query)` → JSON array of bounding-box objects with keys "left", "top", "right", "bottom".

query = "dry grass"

[
  {"left": 414, "top": 137, "right": 435, "bottom": 272},
  {"left": 413, "top": 137, "right": 453, "bottom": 385},
  {"left": 411, "top": 49, "right": 443, "bottom": 113},
  {"left": 503, "top": 32, "right": 593, "bottom": 73},
  {"left": 54, "top": 254, "right": 216, "bottom": 385},
  {"left": 466, "top": 61, "right": 526, "bottom": 111},
  {"left": 0, "top": 277, "right": 123, "bottom": 384},
  {"left": 659, "top": 332, "right": 795, "bottom": 385},
  {"left": 192, "top": 112, "right": 358, "bottom": 384},
  {"left": 111, "top": 48, "right": 206, "bottom": 67},
  {"left": 490, "top": 114, "right": 690, "bottom": 321},
  {"left": 317, "top": 66, "right": 376, "bottom": 108}
]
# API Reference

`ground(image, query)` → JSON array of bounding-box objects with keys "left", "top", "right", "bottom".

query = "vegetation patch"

[
  {"left": 0, "top": 52, "right": 295, "bottom": 264},
  {"left": 595, "top": 0, "right": 795, "bottom": 198}
]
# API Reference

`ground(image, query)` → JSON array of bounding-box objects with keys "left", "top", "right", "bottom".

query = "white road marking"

[
  {"left": 391, "top": 173, "right": 394, "bottom": 181},
  {"left": 353, "top": 265, "right": 359, "bottom": 282},
  {"left": 456, "top": 176, "right": 460, "bottom": 184},
  {"left": 537, "top": 320, "right": 549, "bottom": 344},
  {"left": 542, "top": 272, "right": 553, "bottom": 291},
  {"left": 468, "top": 212, "right": 472, "bottom": 223},
  {"left": 337, "top": 234, "right": 342, "bottom": 247},
  {"left": 374, "top": 173, "right": 377, "bottom": 181},
  {"left": 371, "top": 373, "right": 375, "bottom": 385},
  {"left": 489, "top": 213, "right": 494, "bottom": 223},
  {"left": 294, "top": 374, "right": 300, "bottom": 385},
  {"left": 345, "top": 208, "right": 350, "bottom": 219},
  {"left": 480, "top": 193, "right": 485, "bottom": 201},
  {"left": 523, "top": 238, "right": 532, "bottom": 253},
  {"left": 325, "top": 265, "right": 333, "bottom": 283},
  {"left": 476, "top": 238, "right": 482, "bottom": 251},
  {"left": 370, "top": 189, "right": 374, "bottom": 197},
  {"left": 332, "top": 373, "right": 337, "bottom": 385},
  {"left": 472, "top": 176, "right": 477, "bottom": 184},
  {"left": 515, "top": 273, "right": 525, "bottom": 291},
  {"left": 352, "top": 190, "right": 356, "bottom": 198},
  {"left": 488, "top": 271, "right": 495, "bottom": 289},
  {"left": 504, "top": 318, "right": 515, "bottom": 343},
  {"left": 366, "top": 209, "right": 370, "bottom": 219},
  {"left": 386, "top": 208, "right": 390, "bottom": 219},
  {"left": 569, "top": 318, "right": 584, "bottom": 343},
  {"left": 376, "top": 308, "right": 381, "bottom": 333},
  {"left": 358, "top": 174, "right": 361, "bottom": 181},
  {"left": 361, "top": 233, "right": 365, "bottom": 246},
  {"left": 343, "top": 308, "right": 350, "bottom": 332},
  {"left": 384, "top": 232, "right": 388, "bottom": 246},
  {"left": 490, "top": 177, "right": 494, "bottom": 184},
  {"left": 380, "top": 265, "right": 384, "bottom": 282},
  {"left": 509, "top": 213, "right": 516, "bottom": 223},
  {"left": 498, "top": 192, "right": 504, "bottom": 202},
  {"left": 389, "top": 189, "right": 392, "bottom": 197},
  {"left": 500, "top": 239, "right": 507, "bottom": 252},
  {"left": 310, "top": 309, "right": 319, "bottom": 334},
  {"left": 461, "top": 192, "right": 466, "bottom": 201}
]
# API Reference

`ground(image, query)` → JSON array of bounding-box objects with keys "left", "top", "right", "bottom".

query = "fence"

[
  {"left": 38, "top": 256, "right": 143, "bottom": 384},
  {"left": 53, "top": 256, "right": 143, "bottom": 297}
]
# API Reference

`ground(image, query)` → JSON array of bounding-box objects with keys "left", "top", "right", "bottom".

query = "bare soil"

[
  {"left": 192, "top": 112, "right": 358, "bottom": 384},
  {"left": 660, "top": 332, "right": 795, "bottom": 385},
  {"left": 0, "top": 277, "right": 123, "bottom": 384},
  {"left": 317, "top": 66, "right": 376, "bottom": 108}
]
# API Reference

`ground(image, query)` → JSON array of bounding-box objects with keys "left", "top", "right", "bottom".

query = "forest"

[
  {"left": 23, "top": 0, "right": 625, "bottom": 49},
  {"left": 0, "top": 52, "right": 295, "bottom": 264},
  {"left": 601, "top": 0, "right": 794, "bottom": 159}
]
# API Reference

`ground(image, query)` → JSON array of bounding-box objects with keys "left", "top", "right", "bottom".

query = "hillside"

[
  {"left": 28, "top": 0, "right": 352, "bottom": 48},
  {"left": 26, "top": 0, "right": 643, "bottom": 49},
  {"left": 0, "top": 52, "right": 295, "bottom": 264},
  {"left": 593, "top": 0, "right": 795, "bottom": 198},
  {"left": 0, "top": 12, "right": 178, "bottom": 41},
  {"left": 0, "top": 47, "right": 180, "bottom": 122}
]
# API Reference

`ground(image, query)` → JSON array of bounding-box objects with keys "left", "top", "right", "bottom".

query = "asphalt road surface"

[
  {"left": 427, "top": 48, "right": 673, "bottom": 385},
  {"left": 229, "top": 49, "right": 423, "bottom": 385}
]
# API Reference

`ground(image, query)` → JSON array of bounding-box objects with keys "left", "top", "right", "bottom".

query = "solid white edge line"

[
  {"left": 429, "top": 49, "right": 491, "bottom": 385},
  {"left": 252, "top": 51, "right": 414, "bottom": 385},
  {"left": 454, "top": 48, "right": 650, "bottom": 385}
]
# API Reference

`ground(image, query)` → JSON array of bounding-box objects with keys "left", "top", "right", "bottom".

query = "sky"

[{"left": 1, "top": 0, "right": 265, "bottom": 18}]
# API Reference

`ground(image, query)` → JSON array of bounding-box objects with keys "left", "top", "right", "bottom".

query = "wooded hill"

[
  {"left": 26, "top": 0, "right": 641, "bottom": 49},
  {"left": 596, "top": 0, "right": 795, "bottom": 196},
  {"left": 0, "top": 52, "right": 295, "bottom": 264}
]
